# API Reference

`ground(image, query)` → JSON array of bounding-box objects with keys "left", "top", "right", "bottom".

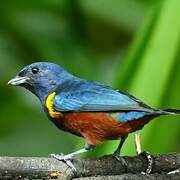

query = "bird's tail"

[{"left": 157, "top": 108, "right": 180, "bottom": 115}]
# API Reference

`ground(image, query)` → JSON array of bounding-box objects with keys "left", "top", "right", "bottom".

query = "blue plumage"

[
  {"left": 9, "top": 62, "right": 157, "bottom": 124},
  {"left": 11, "top": 62, "right": 156, "bottom": 123},
  {"left": 53, "top": 79, "right": 154, "bottom": 113},
  {"left": 119, "top": 111, "right": 147, "bottom": 123},
  {"left": 8, "top": 61, "right": 180, "bottom": 169}
]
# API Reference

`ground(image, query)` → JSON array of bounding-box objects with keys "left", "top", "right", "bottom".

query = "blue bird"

[{"left": 8, "top": 62, "right": 180, "bottom": 173}]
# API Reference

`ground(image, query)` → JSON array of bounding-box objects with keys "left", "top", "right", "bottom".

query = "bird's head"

[{"left": 8, "top": 62, "right": 73, "bottom": 102}]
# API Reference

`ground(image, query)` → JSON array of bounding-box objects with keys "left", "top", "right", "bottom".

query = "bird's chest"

[{"left": 44, "top": 92, "right": 81, "bottom": 135}]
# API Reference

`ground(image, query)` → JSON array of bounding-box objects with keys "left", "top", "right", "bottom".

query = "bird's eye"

[{"left": 32, "top": 67, "right": 39, "bottom": 74}]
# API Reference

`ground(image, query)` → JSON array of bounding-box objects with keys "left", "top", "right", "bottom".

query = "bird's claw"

[
  {"left": 140, "top": 151, "right": 153, "bottom": 175},
  {"left": 50, "top": 153, "right": 70, "bottom": 160},
  {"left": 50, "top": 153, "right": 77, "bottom": 172},
  {"left": 113, "top": 154, "right": 128, "bottom": 168}
]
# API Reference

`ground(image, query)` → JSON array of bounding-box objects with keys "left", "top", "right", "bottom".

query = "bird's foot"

[
  {"left": 139, "top": 151, "right": 153, "bottom": 175},
  {"left": 113, "top": 153, "right": 128, "bottom": 168},
  {"left": 50, "top": 153, "right": 74, "bottom": 160},
  {"left": 50, "top": 153, "right": 76, "bottom": 172}
]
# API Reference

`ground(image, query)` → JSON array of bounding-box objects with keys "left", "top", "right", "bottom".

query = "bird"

[{"left": 8, "top": 62, "right": 180, "bottom": 173}]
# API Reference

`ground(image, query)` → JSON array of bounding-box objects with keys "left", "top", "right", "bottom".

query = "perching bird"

[{"left": 8, "top": 62, "right": 179, "bottom": 172}]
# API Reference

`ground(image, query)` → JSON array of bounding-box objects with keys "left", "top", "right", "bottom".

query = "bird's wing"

[{"left": 53, "top": 80, "right": 154, "bottom": 113}]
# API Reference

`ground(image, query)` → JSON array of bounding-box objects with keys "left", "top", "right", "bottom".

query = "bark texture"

[{"left": 0, "top": 153, "right": 179, "bottom": 179}]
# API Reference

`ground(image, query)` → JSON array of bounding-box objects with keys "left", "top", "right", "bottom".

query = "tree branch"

[{"left": 0, "top": 153, "right": 179, "bottom": 179}]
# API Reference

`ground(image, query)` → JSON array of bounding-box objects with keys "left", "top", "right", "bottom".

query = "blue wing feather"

[
  {"left": 119, "top": 111, "right": 147, "bottom": 123},
  {"left": 53, "top": 79, "right": 154, "bottom": 113}
]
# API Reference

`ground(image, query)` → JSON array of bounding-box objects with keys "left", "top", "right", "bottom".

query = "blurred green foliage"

[{"left": 0, "top": 0, "right": 179, "bottom": 157}]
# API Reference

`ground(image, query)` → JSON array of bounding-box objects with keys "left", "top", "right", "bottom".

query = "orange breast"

[{"left": 53, "top": 112, "right": 153, "bottom": 146}]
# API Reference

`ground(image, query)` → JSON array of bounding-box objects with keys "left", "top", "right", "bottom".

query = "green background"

[{"left": 0, "top": 0, "right": 180, "bottom": 157}]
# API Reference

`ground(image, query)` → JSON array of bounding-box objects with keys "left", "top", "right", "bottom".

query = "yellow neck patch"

[{"left": 45, "top": 92, "right": 62, "bottom": 118}]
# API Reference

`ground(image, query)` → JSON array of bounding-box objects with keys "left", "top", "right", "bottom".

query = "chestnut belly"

[{"left": 51, "top": 112, "right": 153, "bottom": 145}]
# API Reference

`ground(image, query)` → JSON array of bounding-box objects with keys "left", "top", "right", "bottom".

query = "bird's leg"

[
  {"left": 50, "top": 144, "right": 95, "bottom": 171},
  {"left": 113, "top": 135, "right": 128, "bottom": 156},
  {"left": 51, "top": 148, "right": 87, "bottom": 160},
  {"left": 51, "top": 144, "right": 94, "bottom": 160},
  {"left": 113, "top": 135, "right": 128, "bottom": 167},
  {"left": 134, "top": 133, "right": 153, "bottom": 175}
]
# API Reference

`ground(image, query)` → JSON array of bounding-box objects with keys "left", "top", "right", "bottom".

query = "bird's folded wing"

[{"left": 53, "top": 80, "right": 154, "bottom": 113}]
